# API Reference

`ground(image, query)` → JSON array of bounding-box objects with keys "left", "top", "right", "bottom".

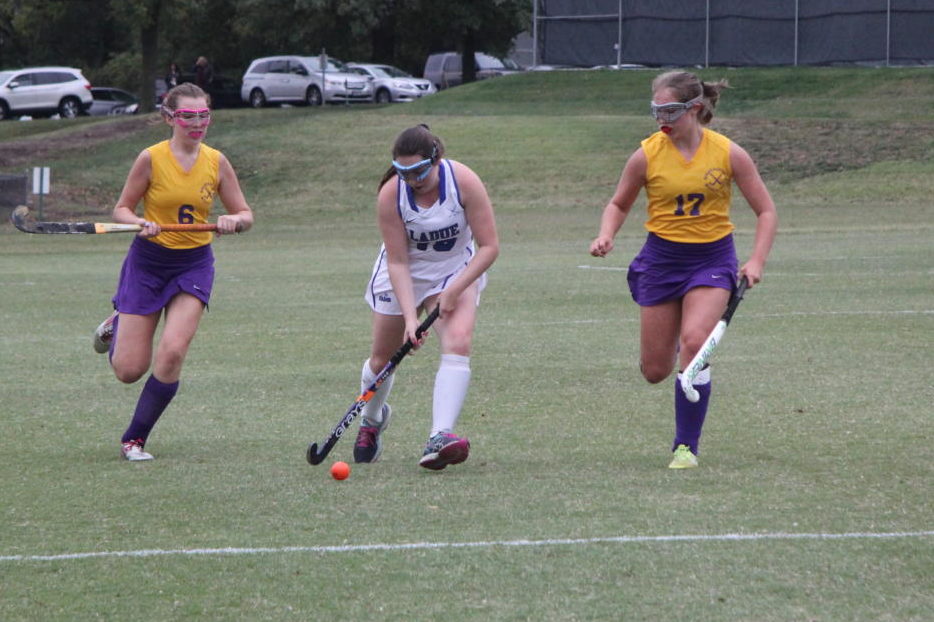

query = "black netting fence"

[{"left": 533, "top": 0, "right": 934, "bottom": 67}]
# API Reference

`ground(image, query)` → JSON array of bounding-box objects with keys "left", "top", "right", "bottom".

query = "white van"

[{"left": 240, "top": 55, "right": 372, "bottom": 107}]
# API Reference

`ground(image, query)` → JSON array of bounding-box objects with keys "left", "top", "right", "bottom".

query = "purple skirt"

[
  {"left": 627, "top": 233, "right": 737, "bottom": 306},
  {"left": 112, "top": 237, "right": 215, "bottom": 314}
]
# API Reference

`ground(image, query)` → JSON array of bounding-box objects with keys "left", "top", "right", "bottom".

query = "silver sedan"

[{"left": 346, "top": 63, "right": 436, "bottom": 103}]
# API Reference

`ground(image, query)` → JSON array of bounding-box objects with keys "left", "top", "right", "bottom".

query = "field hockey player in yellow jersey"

[
  {"left": 590, "top": 71, "right": 777, "bottom": 469},
  {"left": 92, "top": 82, "right": 254, "bottom": 461}
]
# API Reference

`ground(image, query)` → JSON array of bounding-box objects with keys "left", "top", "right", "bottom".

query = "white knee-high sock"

[
  {"left": 431, "top": 354, "right": 471, "bottom": 436},
  {"left": 360, "top": 358, "right": 394, "bottom": 426}
]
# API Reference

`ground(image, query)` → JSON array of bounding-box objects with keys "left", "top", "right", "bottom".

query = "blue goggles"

[
  {"left": 650, "top": 96, "right": 703, "bottom": 123},
  {"left": 392, "top": 157, "right": 434, "bottom": 182}
]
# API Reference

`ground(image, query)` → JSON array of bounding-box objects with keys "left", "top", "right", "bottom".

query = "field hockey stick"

[
  {"left": 9, "top": 205, "right": 238, "bottom": 234},
  {"left": 306, "top": 305, "right": 440, "bottom": 466},
  {"left": 680, "top": 276, "right": 749, "bottom": 403}
]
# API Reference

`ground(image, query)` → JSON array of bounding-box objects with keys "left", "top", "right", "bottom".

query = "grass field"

[{"left": 1, "top": 67, "right": 932, "bottom": 621}]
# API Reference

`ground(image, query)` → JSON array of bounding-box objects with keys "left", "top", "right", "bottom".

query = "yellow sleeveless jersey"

[
  {"left": 144, "top": 140, "right": 220, "bottom": 249},
  {"left": 641, "top": 128, "right": 734, "bottom": 243}
]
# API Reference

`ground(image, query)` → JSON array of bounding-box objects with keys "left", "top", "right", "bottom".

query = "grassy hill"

[{"left": 2, "top": 66, "right": 933, "bottom": 219}]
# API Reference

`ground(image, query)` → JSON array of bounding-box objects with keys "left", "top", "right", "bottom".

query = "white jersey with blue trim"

[{"left": 366, "top": 159, "right": 477, "bottom": 307}]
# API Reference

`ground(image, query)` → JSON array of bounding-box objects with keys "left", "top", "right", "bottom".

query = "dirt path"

[
  {"left": 0, "top": 116, "right": 161, "bottom": 219},
  {"left": 714, "top": 118, "right": 923, "bottom": 181},
  {"left": 0, "top": 115, "right": 155, "bottom": 169}
]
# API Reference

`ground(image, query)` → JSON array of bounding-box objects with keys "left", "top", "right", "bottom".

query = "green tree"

[
  {"left": 394, "top": 0, "right": 531, "bottom": 79},
  {"left": 107, "top": 0, "right": 172, "bottom": 112},
  {"left": 0, "top": 0, "right": 530, "bottom": 108},
  {"left": 227, "top": 0, "right": 529, "bottom": 79},
  {"left": 0, "top": 0, "right": 122, "bottom": 71},
  {"left": 228, "top": 0, "right": 390, "bottom": 67}
]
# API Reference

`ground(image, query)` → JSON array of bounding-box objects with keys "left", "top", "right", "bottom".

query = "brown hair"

[
  {"left": 378, "top": 124, "right": 446, "bottom": 189},
  {"left": 161, "top": 82, "right": 212, "bottom": 116},
  {"left": 651, "top": 71, "right": 729, "bottom": 125}
]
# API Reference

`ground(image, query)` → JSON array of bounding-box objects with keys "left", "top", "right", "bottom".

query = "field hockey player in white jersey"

[{"left": 354, "top": 124, "right": 499, "bottom": 470}]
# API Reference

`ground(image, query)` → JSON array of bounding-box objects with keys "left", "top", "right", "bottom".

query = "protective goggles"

[
  {"left": 168, "top": 108, "right": 212, "bottom": 125},
  {"left": 392, "top": 157, "right": 433, "bottom": 182},
  {"left": 650, "top": 96, "right": 702, "bottom": 124}
]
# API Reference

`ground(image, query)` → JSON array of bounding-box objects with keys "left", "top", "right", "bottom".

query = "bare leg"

[
  {"left": 672, "top": 286, "right": 731, "bottom": 459},
  {"left": 152, "top": 293, "right": 205, "bottom": 383},
  {"left": 120, "top": 293, "right": 203, "bottom": 455},
  {"left": 639, "top": 299, "right": 681, "bottom": 384},
  {"left": 111, "top": 310, "right": 159, "bottom": 384}
]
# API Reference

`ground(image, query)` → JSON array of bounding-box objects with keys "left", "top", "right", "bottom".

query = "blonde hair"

[
  {"left": 161, "top": 82, "right": 211, "bottom": 115},
  {"left": 652, "top": 71, "right": 729, "bottom": 125}
]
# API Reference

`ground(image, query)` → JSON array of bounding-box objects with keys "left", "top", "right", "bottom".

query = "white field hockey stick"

[
  {"left": 10, "top": 205, "right": 236, "bottom": 234},
  {"left": 680, "top": 276, "right": 749, "bottom": 402},
  {"left": 306, "top": 306, "right": 440, "bottom": 465}
]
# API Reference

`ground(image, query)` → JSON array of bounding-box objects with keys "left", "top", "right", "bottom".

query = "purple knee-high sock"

[
  {"left": 673, "top": 368, "right": 711, "bottom": 454},
  {"left": 121, "top": 374, "right": 179, "bottom": 444}
]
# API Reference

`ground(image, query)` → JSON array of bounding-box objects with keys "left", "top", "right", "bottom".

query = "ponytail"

[
  {"left": 652, "top": 71, "right": 730, "bottom": 125},
  {"left": 378, "top": 124, "right": 445, "bottom": 189}
]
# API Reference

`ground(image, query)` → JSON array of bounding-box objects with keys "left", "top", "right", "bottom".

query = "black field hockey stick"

[
  {"left": 306, "top": 305, "right": 440, "bottom": 465},
  {"left": 680, "top": 276, "right": 749, "bottom": 402},
  {"left": 9, "top": 205, "right": 235, "bottom": 234}
]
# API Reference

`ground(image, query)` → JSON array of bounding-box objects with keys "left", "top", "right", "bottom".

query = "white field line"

[
  {"left": 577, "top": 265, "right": 933, "bottom": 276},
  {"left": 750, "top": 309, "right": 932, "bottom": 318},
  {"left": 509, "top": 309, "right": 932, "bottom": 327},
  {"left": 577, "top": 264, "right": 628, "bottom": 271},
  {"left": 2, "top": 530, "right": 932, "bottom": 563}
]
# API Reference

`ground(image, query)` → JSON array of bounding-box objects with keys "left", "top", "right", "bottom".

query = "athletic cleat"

[
  {"left": 353, "top": 404, "right": 392, "bottom": 463},
  {"left": 93, "top": 311, "right": 118, "bottom": 354},
  {"left": 121, "top": 439, "right": 153, "bottom": 462},
  {"left": 668, "top": 444, "right": 698, "bottom": 469},
  {"left": 419, "top": 432, "right": 470, "bottom": 471}
]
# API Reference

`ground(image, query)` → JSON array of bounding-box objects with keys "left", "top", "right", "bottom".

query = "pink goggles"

[{"left": 167, "top": 108, "right": 212, "bottom": 125}]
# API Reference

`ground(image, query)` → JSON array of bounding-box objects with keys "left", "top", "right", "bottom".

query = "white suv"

[
  {"left": 240, "top": 55, "right": 372, "bottom": 107},
  {"left": 0, "top": 66, "right": 93, "bottom": 120}
]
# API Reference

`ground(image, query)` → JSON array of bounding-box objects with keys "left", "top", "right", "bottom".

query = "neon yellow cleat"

[{"left": 668, "top": 444, "right": 698, "bottom": 469}]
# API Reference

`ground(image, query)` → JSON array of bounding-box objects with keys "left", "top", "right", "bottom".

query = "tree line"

[{"left": 0, "top": 0, "right": 530, "bottom": 111}]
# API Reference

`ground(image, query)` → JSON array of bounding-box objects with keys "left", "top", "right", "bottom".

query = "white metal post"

[
  {"left": 32, "top": 167, "right": 50, "bottom": 220},
  {"left": 617, "top": 0, "right": 623, "bottom": 68},
  {"left": 794, "top": 0, "right": 799, "bottom": 66},
  {"left": 321, "top": 48, "right": 327, "bottom": 103},
  {"left": 705, "top": 0, "right": 710, "bottom": 68},
  {"left": 532, "top": 0, "right": 539, "bottom": 67},
  {"left": 886, "top": 0, "right": 892, "bottom": 66}
]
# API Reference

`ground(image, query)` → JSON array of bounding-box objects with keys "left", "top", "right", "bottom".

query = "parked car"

[
  {"left": 0, "top": 66, "right": 92, "bottom": 120},
  {"left": 88, "top": 87, "right": 139, "bottom": 115},
  {"left": 240, "top": 55, "right": 372, "bottom": 107},
  {"left": 179, "top": 73, "right": 244, "bottom": 109},
  {"left": 345, "top": 63, "right": 436, "bottom": 103},
  {"left": 155, "top": 74, "right": 245, "bottom": 109},
  {"left": 423, "top": 52, "right": 522, "bottom": 90}
]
